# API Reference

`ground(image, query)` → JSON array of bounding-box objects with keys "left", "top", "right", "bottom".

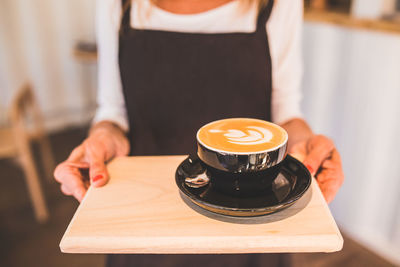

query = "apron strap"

[
  {"left": 120, "top": 0, "right": 132, "bottom": 36},
  {"left": 256, "top": 0, "right": 274, "bottom": 31}
]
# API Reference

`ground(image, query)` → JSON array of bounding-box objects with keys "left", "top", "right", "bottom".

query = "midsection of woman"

[
  {"left": 119, "top": 0, "right": 278, "bottom": 156},
  {"left": 94, "top": 0, "right": 303, "bottom": 136},
  {"left": 54, "top": 1, "right": 344, "bottom": 265}
]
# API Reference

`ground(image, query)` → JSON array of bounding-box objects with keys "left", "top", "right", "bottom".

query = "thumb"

[
  {"left": 289, "top": 141, "right": 307, "bottom": 163},
  {"left": 302, "top": 136, "right": 334, "bottom": 176},
  {"left": 88, "top": 155, "right": 109, "bottom": 187}
]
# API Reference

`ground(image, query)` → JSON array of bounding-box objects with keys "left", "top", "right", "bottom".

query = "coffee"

[{"left": 197, "top": 118, "right": 287, "bottom": 153}]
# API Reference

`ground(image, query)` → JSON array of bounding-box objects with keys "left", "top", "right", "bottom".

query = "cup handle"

[
  {"left": 184, "top": 155, "right": 210, "bottom": 188},
  {"left": 185, "top": 175, "right": 210, "bottom": 188}
]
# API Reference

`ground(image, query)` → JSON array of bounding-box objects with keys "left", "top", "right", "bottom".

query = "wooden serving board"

[{"left": 60, "top": 155, "right": 343, "bottom": 254}]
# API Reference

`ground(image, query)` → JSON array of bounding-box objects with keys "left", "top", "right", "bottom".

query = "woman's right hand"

[{"left": 54, "top": 121, "right": 130, "bottom": 201}]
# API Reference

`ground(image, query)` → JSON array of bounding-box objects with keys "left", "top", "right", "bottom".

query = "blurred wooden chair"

[{"left": 0, "top": 84, "right": 55, "bottom": 223}]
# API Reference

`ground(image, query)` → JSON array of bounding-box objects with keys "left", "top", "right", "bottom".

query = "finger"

[
  {"left": 73, "top": 187, "right": 86, "bottom": 202},
  {"left": 64, "top": 170, "right": 87, "bottom": 201},
  {"left": 317, "top": 165, "right": 343, "bottom": 200},
  {"left": 85, "top": 144, "right": 109, "bottom": 187},
  {"left": 65, "top": 162, "right": 90, "bottom": 169},
  {"left": 318, "top": 179, "right": 341, "bottom": 203},
  {"left": 320, "top": 150, "right": 344, "bottom": 185},
  {"left": 321, "top": 159, "right": 337, "bottom": 169},
  {"left": 316, "top": 168, "right": 338, "bottom": 183},
  {"left": 62, "top": 145, "right": 90, "bottom": 191},
  {"left": 321, "top": 158, "right": 341, "bottom": 170},
  {"left": 54, "top": 163, "right": 87, "bottom": 201},
  {"left": 60, "top": 184, "right": 72, "bottom": 195},
  {"left": 303, "top": 135, "right": 335, "bottom": 176},
  {"left": 54, "top": 146, "right": 85, "bottom": 182},
  {"left": 89, "top": 158, "right": 109, "bottom": 187},
  {"left": 67, "top": 145, "right": 85, "bottom": 162},
  {"left": 330, "top": 148, "right": 342, "bottom": 162},
  {"left": 289, "top": 141, "right": 307, "bottom": 162}
]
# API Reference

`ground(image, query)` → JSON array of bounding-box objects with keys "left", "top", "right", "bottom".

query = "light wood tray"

[{"left": 60, "top": 155, "right": 343, "bottom": 254}]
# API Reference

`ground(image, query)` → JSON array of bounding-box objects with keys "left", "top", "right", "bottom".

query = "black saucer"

[{"left": 175, "top": 155, "right": 311, "bottom": 217}]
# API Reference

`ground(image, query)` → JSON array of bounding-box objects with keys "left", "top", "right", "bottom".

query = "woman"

[{"left": 55, "top": 0, "right": 344, "bottom": 266}]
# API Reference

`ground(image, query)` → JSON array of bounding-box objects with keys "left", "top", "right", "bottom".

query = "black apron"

[
  {"left": 119, "top": 0, "right": 273, "bottom": 156},
  {"left": 107, "top": 0, "right": 290, "bottom": 266}
]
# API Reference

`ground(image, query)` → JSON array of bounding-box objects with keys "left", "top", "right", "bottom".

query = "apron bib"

[{"left": 119, "top": 0, "right": 274, "bottom": 156}]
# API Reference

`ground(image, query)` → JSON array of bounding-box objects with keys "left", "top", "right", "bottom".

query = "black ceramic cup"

[{"left": 196, "top": 118, "right": 288, "bottom": 197}]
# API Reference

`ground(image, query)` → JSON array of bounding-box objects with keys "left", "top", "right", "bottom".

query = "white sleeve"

[
  {"left": 93, "top": 0, "right": 129, "bottom": 132},
  {"left": 267, "top": 0, "right": 304, "bottom": 124}
]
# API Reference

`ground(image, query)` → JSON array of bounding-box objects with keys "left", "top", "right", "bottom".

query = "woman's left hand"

[{"left": 290, "top": 135, "right": 344, "bottom": 203}]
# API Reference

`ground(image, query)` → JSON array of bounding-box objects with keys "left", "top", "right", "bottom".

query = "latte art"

[
  {"left": 209, "top": 126, "right": 273, "bottom": 146},
  {"left": 197, "top": 118, "right": 287, "bottom": 153}
]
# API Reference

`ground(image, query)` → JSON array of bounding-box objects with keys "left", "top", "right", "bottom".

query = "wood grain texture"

[{"left": 60, "top": 156, "right": 343, "bottom": 254}]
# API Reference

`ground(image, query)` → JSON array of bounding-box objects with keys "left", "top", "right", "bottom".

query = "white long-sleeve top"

[{"left": 94, "top": 0, "right": 303, "bottom": 131}]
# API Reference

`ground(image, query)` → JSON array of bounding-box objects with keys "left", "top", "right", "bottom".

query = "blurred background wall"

[
  {"left": 302, "top": 23, "right": 400, "bottom": 263},
  {"left": 0, "top": 0, "right": 399, "bottom": 265},
  {"left": 0, "top": 0, "right": 98, "bottom": 130}
]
